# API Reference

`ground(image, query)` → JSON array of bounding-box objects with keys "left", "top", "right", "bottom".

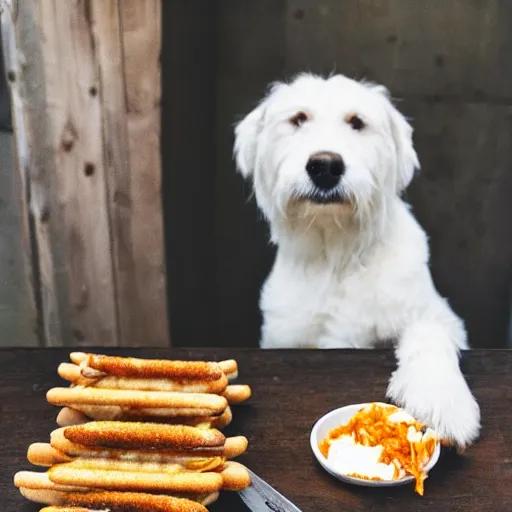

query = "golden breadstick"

[
  {"left": 47, "top": 387, "right": 228, "bottom": 416},
  {"left": 68, "top": 405, "right": 123, "bottom": 422},
  {"left": 50, "top": 429, "right": 243, "bottom": 460},
  {"left": 38, "top": 493, "right": 218, "bottom": 509},
  {"left": 211, "top": 405, "right": 232, "bottom": 429},
  {"left": 63, "top": 459, "right": 183, "bottom": 474},
  {"left": 55, "top": 405, "right": 193, "bottom": 425},
  {"left": 26, "top": 489, "right": 208, "bottom": 512},
  {"left": 201, "top": 491, "right": 220, "bottom": 506},
  {"left": 59, "top": 404, "right": 232, "bottom": 429},
  {"left": 223, "top": 436, "right": 249, "bottom": 458},
  {"left": 19, "top": 488, "right": 65, "bottom": 506},
  {"left": 71, "top": 491, "right": 209, "bottom": 512},
  {"left": 27, "top": 443, "right": 72, "bottom": 466},
  {"left": 118, "top": 405, "right": 233, "bottom": 428},
  {"left": 61, "top": 404, "right": 223, "bottom": 423},
  {"left": 58, "top": 363, "right": 228, "bottom": 394},
  {"left": 30, "top": 439, "right": 94, "bottom": 466},
  {"left": 57, "top": 364, "right": 85, "bottom": 382},
  {"left": 62, "top": 422, "right": 225, "bottom": 450},
  {"left": 48, "top": 465, "right": 223, "bottom": 493},
  {"left": 51, "top": 429, "right": 226, "bottom": 463},
  {"left": 56, "top": 408, "right": 90, "bottom": 427},
  {"left": 25, "top": 442, "right": 230, "bottom": 470},
  {"left": 14, "top": 471, "right": 87, "bottom": 492},
  {"left": 40, "top": 508, "right": 91, "bottom": 512},
  {"left": 42, "top": 506, "right": 214, "bottom": 512},
  {"left": 62, "top": 455, "right": 225, "bottom": 474},
  {"left": 219, "top": 461, "right": 252, "bottom": 491},
  {"left": 69, "top": 352, "right": 223, "bottom": 381},
  {"left": 122, "top": 407, "right": 224, "bottom": 418},
  {"left": 218, "top": 359, "right": 238, "bottom": 380},
  {"left": 223, "top": 385, "right": 251, "bottom": 404}
]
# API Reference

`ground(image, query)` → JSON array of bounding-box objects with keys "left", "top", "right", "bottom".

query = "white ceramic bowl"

[{"left": 310, "top": 402, "right": 441, "bottom": 487}]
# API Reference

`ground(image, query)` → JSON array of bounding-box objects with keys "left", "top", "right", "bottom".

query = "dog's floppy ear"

[
  {"left": 388, "top": 104, "right": 420, "bottom": 192},
  {"left": 365, "top": 82, "right": 420, "bottom": 192},
  {"left": 234, "top": 103, "right": 266, "bottom": 179}
]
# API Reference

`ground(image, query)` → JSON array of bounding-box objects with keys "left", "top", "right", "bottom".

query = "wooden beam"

[
  {"left": 4, "top": 0, "right": 169, "bottom": 347},
  {"left": 2, "top": 0, "right": 64, "bottom": 345},
  {"left": 91, "top": 0, "right": 168, "bottom": 347},
  {"left": 119, "top": 0, "right": 168, "bottom": 346},
  {"left": 37, "top": 0, "right": 118, "bottom": 346},
  {"left": 0, "top": 2, "right": 39, "bottom": 344}
]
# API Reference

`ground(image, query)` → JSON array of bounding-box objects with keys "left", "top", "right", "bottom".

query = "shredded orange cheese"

[{"left": 319, "top": 403, "right": 437, "bottom": 495}]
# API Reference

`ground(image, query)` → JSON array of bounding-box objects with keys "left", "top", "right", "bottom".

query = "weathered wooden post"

[{"left": 1, "top": 0, "right": 169, "bottom": 347}]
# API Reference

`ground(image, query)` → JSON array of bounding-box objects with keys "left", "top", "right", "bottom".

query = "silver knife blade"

[{"left": 238, "top": 468, "right": 303, "bottom": 512}]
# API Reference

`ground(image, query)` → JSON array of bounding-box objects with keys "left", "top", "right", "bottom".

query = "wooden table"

[{"left": 1, "top": 348, "right": 511, "bottom": 512}]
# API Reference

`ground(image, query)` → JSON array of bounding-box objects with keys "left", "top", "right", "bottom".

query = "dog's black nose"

[{"left": 306, "top": 152, "right": 345, "bottom": 190}]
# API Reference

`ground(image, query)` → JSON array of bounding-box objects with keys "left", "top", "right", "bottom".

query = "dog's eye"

[
  {"left": 346, "top": 114, "right": 366, "bottom": 131},
  {"left": 289, "top": 111, "right": 309, "bottom": 127}
]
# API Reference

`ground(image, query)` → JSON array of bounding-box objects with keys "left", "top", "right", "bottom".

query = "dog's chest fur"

[{"left": 259, "top": 201, "right": 429, "bottom": 349}]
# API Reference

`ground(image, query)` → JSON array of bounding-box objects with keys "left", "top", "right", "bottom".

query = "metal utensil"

[{"left": 238, "top": 468, "right": 303, "bottom": 512}]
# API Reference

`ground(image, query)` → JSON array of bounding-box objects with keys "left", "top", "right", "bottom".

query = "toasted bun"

[
  {"left": 28, "top": 443, "right": 72, "bottom": 466},
  {"left": 112, "top": 405, "right": 233, "bottom": 429},
  {"left": 25, "top": 441, "right": 228, "bottom": 470},
  {"left": 58, "top": 363, "right": 228, "bottom": 394},
  {"left": 218, "top": 360, "right": 238, "bottom": 380},
  {"left": 70, "top": 353, "right": 222, "bottom": 381},
  {"left": 48, "top": 464, "right": 223, "bottom": 493},
  {"left": 40, "top": 508, "right": 92, "bottom": 512},
  {"left": 61, "top": 422, "right": 225, "bottom": 450},
  {"left": 223, "top": 436, "right": 249, "bottom": 458},
  {"left": 46, "top": 388, "right": 227, "bottom": 416},
  {"left": 18, "top": 487, "right": 65, "bottom": 505},
  {"left": 56, "top": 408, "right": 90, "bottom": 427},
  {"left": 22, "top": 488, "right": 208, "bottom": 511},
  {"left": 211, "top": 405, "right": 233, "bottom": 429},
  {"left": 61, "top": 455, "right": 225, "bottom": 473},
  {"left": 14, "top": 471, "right": 87, "bottom": 492},
  {"left": 223, "top": 385, "right": 251, "bottom": 404},
  {"left": 50, "top": 429, "right": 227, "bottom": 460},
  {"left": 65, "top": 405, "right": 123, "bottom": 422},
  {"left": 56, "top": 405, "right": 232, "bottom": 429},
  {"left": 70, "top": 491, "right": 209, "bottom": 511},
  {"left": 219, "top": 461, "right": 251, "bottom": 491},
  {"left": 200, "top": 491, "right": 220, "bottom": 506}
]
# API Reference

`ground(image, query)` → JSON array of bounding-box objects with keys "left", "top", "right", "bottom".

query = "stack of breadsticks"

[{"left": 14, "top": 352, "right": 252, "bottom": 511}]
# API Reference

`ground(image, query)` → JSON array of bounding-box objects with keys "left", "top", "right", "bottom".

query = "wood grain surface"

[
  {"left": 1, "top": 348, "right": 511, "bottom": 511},
  {"left": 5, "top": 0, "right": 168, "bottom": 347}
]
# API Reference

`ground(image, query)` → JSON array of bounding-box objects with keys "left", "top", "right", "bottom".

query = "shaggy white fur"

[{"left": 233, "top": 73, "right": 480, "bottom": 448}]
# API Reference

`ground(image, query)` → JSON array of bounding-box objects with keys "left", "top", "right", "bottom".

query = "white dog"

[{"left": 233, "top": 73, "right": 480, "bottom": 449}]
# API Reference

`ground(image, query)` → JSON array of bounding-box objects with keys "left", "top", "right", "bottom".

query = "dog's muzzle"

[{"left": 306, "top": 151, "right": 345, "bottom": 191}]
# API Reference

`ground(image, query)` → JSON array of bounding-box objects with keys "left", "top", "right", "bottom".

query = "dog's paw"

[{"left": 386, "top": 361, "right": 481, "bottom": 449}]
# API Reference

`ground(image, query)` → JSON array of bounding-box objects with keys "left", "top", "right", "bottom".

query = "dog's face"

[{"left": 234, "top": 74, "right": 419, "bottom": 227}]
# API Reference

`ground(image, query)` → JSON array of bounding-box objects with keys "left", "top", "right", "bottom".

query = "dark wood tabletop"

[{"left": 1, "top": 348, "right": 511, "bottom": 512}]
